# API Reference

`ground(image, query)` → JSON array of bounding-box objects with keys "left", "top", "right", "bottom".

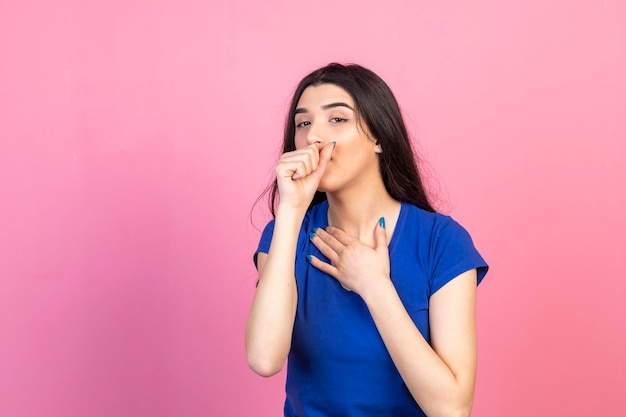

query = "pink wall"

[{"left": 1, "top": 1, "right": 624, "bottom": 416}]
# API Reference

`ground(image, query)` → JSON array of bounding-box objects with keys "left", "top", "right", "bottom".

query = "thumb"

[
  {"left": 374, "top": 217, "right": 388, "bottom": 251},
  {"left": 310, "top": 141, "right": 335, "bottom": 180}
]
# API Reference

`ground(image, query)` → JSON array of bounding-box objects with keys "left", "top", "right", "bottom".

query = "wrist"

[
  {"left": 360, "top": 276, "right": 396, "bottom": 307},
  {"left": 273, "top": 204, "right": 308, "bottom": 237},
  {"left": 275, "top": 202, "right": 309, "bottom": 221}
]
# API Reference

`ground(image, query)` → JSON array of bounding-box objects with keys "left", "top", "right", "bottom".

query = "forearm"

[
  {"left": 245, "top": 206, "right": 306, "bottom": 377},
  {"left": 363, "top": 280, "right": 476, "bottom": 417}
]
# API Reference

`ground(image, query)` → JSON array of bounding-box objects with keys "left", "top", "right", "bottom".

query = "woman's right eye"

[{"left": 296, "top": 121, "right": 311, "bottom": 128}]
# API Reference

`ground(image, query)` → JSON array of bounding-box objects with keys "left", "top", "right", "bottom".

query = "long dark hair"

[{"left": 260, "top": 63, "right": 436, "bottom": 216}]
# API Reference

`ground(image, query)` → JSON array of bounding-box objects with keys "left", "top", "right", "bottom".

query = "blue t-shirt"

[{"left": 255, "top": 200, "right": 488, "bottom": 417}]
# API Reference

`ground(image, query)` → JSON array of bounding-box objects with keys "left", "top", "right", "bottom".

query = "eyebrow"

[{"left": 295, "top": 102, "right": 355, "bottom": 114}]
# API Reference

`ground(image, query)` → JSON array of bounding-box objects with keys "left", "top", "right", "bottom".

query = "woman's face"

[{"left": 294, "top": 83, "right": 381, "bottom": 193}]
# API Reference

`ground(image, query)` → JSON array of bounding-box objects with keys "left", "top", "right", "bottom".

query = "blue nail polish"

[
  {"left": 379, "top": 217, "right": 385, "bottom": 228},
  {"left": 308, "top": 231, "right": 316, "bottom": 239},
  {"left": 312, "top": 227, "right": 319, "bottom": 233},
  {"left": 306, "top": 255, "right": 312, "bottom": 263}
]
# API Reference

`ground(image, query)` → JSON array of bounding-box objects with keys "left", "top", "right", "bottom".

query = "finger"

[
  {"left": 279, "top": 153, "right": 313, "bottom": 180},
  {"left": 306, "top": 254, "right": 339, "bottom": 279},
  {"left": 311, "top": 227, "right": 346, "bottom": 256},
  {"left": 287, "top": 145, "right": 319, "bottom": 172},
  {"left": 374, "top": 217, "right": 388, "bottom": 252},
  {"left": 309, "top": 231, "right": 340, "bottom": 264},
  {"left": 306, "top": 144, "right": 321, "bottom": 171},
  {"left": 324, "top": 225, "right": 357, "bottom": 246},
  {"left": 309, "top": 141, "right": 334, "bottom": 181},
  {"left": 277, "top": 159, "right": 312, "bottom": 180}
]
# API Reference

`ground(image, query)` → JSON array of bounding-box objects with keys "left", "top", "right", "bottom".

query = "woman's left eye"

[{"left": 330, "top": 117, "right": 347, "bottom": 123}]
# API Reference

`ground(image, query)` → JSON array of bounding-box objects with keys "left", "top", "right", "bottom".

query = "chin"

[
  {"left": 316, "top": 175, "right": 332, "bottom": 193},
  {"left": 317, "top": 180, "right": 338, "bottom": 194},
  {"left": 317, "top": 185, "right": 329, "bottom": 193},
  {"left": 318, "top": 169, "right": 349, "bottom": 194}
]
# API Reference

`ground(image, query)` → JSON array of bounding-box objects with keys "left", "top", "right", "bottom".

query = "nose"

[{"left": 306, "top": 122, "right": 327, "bottom": 146}]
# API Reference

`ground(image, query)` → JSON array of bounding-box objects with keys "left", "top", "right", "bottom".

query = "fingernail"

[
  {"left": 332, "top": 141, "right": 336, "bottom": 149},
  {"left": 312, "top": 227, "right": 319, "bottom": 233},
  {"left": 379, "top": 217, "right": 385, "bottom": 228},
  {"left": 308, "top": 231, "right": 316, "bottom": 239},
  {"left": 306, "top": 254, "right": 312, "bottom": 263}
]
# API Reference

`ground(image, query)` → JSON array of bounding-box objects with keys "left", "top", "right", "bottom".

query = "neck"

[{"left": 326, "top": 184, "right": 401, "bottom": 245}]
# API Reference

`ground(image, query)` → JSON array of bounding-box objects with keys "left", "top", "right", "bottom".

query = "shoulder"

[
  {"left": 399, "top": 202, "right": 488, "bottom": 289},
  {"left": 398, "top": 201, "right": 484, "bottom": 267},
  {"left": 400, "top": 202, "right": 466, "bottom": 239}
]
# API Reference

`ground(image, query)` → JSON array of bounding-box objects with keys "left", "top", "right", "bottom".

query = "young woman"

[{"left": 245, "top": 63, "right": 488, "bottom": 417}]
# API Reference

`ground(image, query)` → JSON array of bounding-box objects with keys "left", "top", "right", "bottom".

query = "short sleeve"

[
  {"left": 429, "top": 217, "right": 488, "bottom": 295},
  {"left": 253, "top": 219, "right": 275, "bottom": 270}
]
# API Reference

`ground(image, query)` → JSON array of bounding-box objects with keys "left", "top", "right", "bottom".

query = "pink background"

[{"left": 1, "top": 1, "right": 624, "bottom": 416}]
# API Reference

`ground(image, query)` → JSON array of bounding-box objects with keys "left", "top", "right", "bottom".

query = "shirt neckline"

[{"left": 319, "top": 200, "right": 406, "bottom": 253}]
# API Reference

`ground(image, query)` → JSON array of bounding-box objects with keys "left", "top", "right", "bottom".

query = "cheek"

[{"left": 294, "top": 132, "right": 307, "bottom": 150}]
